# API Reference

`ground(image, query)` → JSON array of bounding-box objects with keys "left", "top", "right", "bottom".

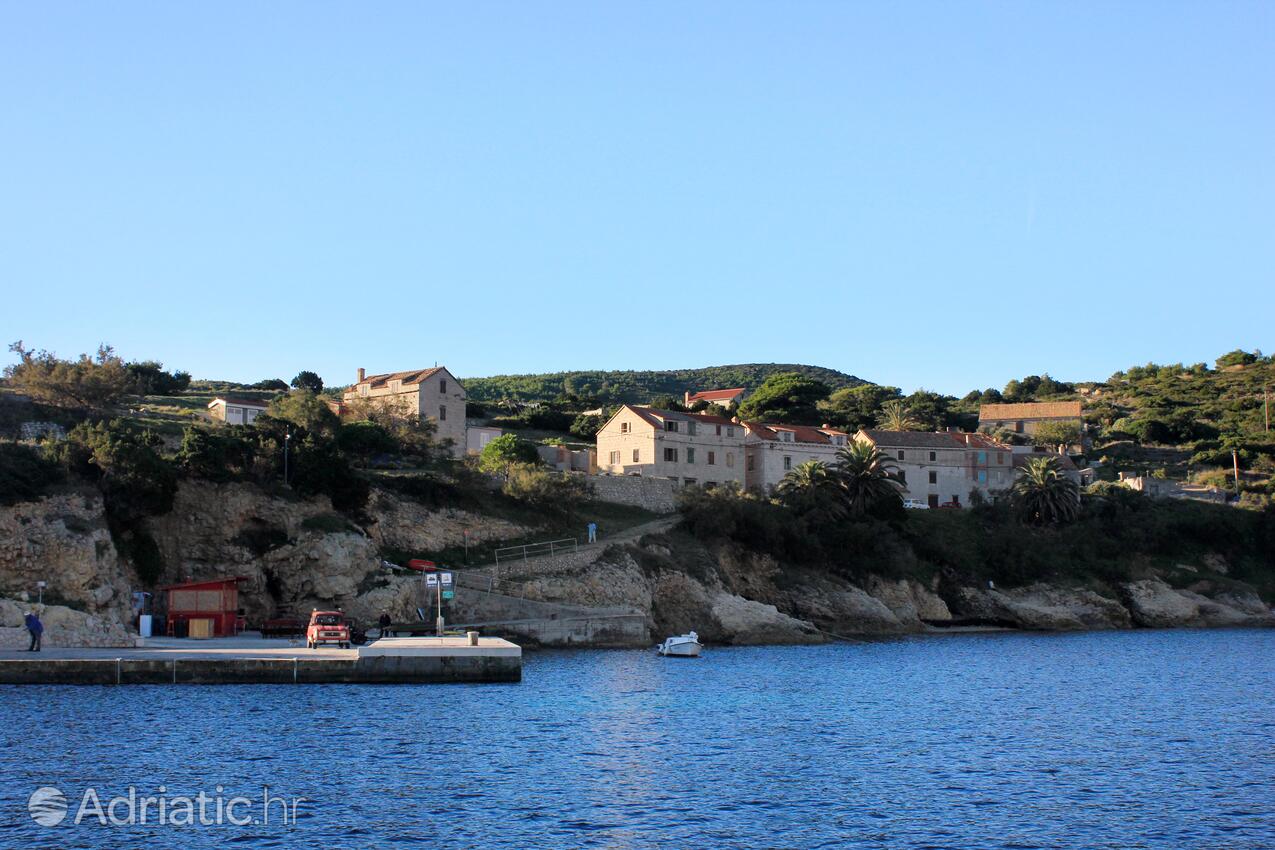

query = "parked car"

[
  {"left": 902, "top": 499, "right": 930, "bottom": 510},
  {"left": 306, "top": 610, "right": 351, "bottom": 649},
  {"left": 938, "top": 501, "right": 962, "bottom": 509}
]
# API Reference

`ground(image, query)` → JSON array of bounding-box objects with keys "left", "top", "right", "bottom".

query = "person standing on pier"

[
  {"left": 24, "top": 611, "right": 43, "bottom": 652},
  {"left": 587, "top": 521, "right": 597, "bottom": 543}
]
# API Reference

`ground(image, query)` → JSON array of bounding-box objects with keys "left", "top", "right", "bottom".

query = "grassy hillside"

[{"left": 461, "top": 363, "right": 866, "bottom": 404}]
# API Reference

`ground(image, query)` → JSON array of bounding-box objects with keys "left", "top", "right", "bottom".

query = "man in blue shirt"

[{"left": 24, "top": 611, "right": 43, "bottom": 652}]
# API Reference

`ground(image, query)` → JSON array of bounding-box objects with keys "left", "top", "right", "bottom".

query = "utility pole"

[
  {"left": 283, "top": 431, "right": 292, "bottom": 486},
  {"left": 1265, "top": 385, "right": 1269, "bottom": 432},
  {"left": 1232, "top": 449, "right": 1241, "bottom": 500}
]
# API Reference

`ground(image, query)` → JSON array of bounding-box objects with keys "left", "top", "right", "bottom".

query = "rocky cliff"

[{"left": 0, "top": 482, "right": 1270, "bottom": 647}]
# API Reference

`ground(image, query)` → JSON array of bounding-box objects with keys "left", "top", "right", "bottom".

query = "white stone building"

[
  {"left": 855, "top": 429, "right": 1014, "bottom": 507},
  {"left": 743, "top": 423, "right": 850, "bottom": 491},
  {"left": 342, "top": 366, "right": 467, "bottom": 457},
  {"left": 595, "top": 405, "right": 747, "bottom": 487},
  {"left": 207, "top": 397, "right": 269, "bottom": 426}
]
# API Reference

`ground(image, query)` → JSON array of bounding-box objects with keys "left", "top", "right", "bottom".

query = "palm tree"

[
  {"left": 876, "top": 400, "right": 920, "bottom": 431},
  {"left": 1012, "top": 456, "right": 1080, "bottom": 524},
  {"left": 832, "top": 440, "right": 904, "bottom": 517},
  {"left": 775, "top": 460, "right": 845, "bottom": 520}
]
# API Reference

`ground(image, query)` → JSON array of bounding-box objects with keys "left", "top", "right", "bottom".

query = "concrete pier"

[{"left": 0, "top": 635, "right": 521, "bottom": 685}]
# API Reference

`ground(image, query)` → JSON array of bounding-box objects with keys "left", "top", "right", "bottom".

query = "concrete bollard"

[{"left": 467, "top": 631, "right": 479, "bottom": 646}]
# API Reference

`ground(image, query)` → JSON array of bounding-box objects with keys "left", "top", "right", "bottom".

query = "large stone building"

[
  {"left": 342, "top": 366, "right": 467, "bottom": 457},
  {"left": 595, "top": 405, "right": 851, "bottom": 492},
  {"left": 683, "top": 387, "right": 745, "bottom": 409},
  {"left": 978, "top": 401, "right": 1083, "bottom": 438},
  {"left": 855, "top": 429, "right": 1014, "bottom": 507},
  {"left": 743, "top": 422, "right": 850, "bottom": 491},
  {"left": 595, "top": 405, "right": 747, "bottom": 487}
]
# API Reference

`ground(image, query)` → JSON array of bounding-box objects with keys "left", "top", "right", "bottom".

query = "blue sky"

[{"left": 1, "top": 3, "right": 1271, "bottom": 395}]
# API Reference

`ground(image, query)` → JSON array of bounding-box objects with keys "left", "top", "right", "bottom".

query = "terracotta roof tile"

[
  {"left": 360, "top": 367, "right": 444, "bottom": 390},
  {"left": 686, "top": 388, "right": 745, "bottom": 403}
]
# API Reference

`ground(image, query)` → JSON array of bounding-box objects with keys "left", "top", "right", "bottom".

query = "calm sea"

[{"left": 2, "top": 628, "right": 1272, "bottom": 848}]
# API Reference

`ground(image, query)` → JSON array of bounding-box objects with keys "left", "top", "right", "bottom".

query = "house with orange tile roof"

[
  {"left": 855, "top": 429, "right": 1014, "bottom": 507},
  {"left": 742, "top": 421, "right": 851, "bottom": 491},
  {"left": 341, "top": 366, "right": 467, "bottom": 457},
  {"left": 596, "top": 404, "right": 747, "bottom": 486},
  {"left": 683, "top": 388, "right": 745, "bottom": 408}
]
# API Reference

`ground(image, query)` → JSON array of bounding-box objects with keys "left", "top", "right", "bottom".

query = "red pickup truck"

[{"left": 306, "top": 610, "right": 351, "bottom": 649}]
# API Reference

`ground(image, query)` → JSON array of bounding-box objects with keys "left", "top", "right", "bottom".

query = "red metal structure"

[{"left": 160, "top": 577, "right": 247, "bottom": 637}]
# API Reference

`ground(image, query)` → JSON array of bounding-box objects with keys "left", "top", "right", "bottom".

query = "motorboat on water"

[{"left": 657, "top": 631, "right": 702, "bottom": 657}]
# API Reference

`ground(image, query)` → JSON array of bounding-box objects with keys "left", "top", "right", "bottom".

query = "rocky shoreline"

[{"left": 1, "top": 481, "right": 1270, "bottom": 649}]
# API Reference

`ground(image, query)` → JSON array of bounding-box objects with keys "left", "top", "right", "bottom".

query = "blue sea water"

[{"left": 1, "top": 628, "right": 1272, "bottom": 849}]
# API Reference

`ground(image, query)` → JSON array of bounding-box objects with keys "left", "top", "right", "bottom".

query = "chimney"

[
  {"left": 357, "top": 367, "right": 365, "bottom": 382},
  {"left": 821, "top": 424, "right": 830, "bottom": 430},
  {"left": 684, "top": 391, "right": 692, "bottom": 406}
]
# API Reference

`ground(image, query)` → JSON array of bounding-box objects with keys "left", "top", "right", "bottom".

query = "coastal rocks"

[
  {"left": 1119, "top": 580, "right": 1205, "bottom": 628},
  {"left": 865, "top": 576, "right": 953, "bottom": 627},
  {"left": 0, "top": 490, "right": 130, "bottom": 616},
  {"left": 0, "top": 597, "right": 136, "bottom": 648},
  {"left": 792, "top": 581, "right": 911, "bottom": 634},
  {"left": 519, "top": 550, "right": 653, "bottom": 611},
  {"left": 708, "top": 591, "right": 824, "bottom": 645},
  {"left": 951, "top": 584, "right": 1130, "bottom": 631},
  {"left": 364, "top": 488, "right": 530, "bottom": 554}
]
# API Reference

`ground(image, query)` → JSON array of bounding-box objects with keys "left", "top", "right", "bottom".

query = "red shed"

[{"left": 161, "top": 577, "right": 247, "bottom": 637}]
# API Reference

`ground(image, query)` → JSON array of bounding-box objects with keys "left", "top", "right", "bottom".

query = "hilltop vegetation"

[{"left": 461, "top": 363, "right": 865, "bottom": 405}]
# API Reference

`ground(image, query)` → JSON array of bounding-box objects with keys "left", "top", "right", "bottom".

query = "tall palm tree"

[
  {"left": 832, "top": 440, "right": 905, "bottom": 517},
  {"left": 876, "top": 400, "right": 921, "bottom": 431},
  {"left": 776, "top": 460, "right": 846, "bottom": 520},
  {"left": 1012, "top": 455, "right": 1080, "bottom": 524}
]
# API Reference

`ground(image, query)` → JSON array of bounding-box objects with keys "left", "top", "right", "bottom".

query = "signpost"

[{"left": 425, "top": 571, "right": 454, "bottom": 635}]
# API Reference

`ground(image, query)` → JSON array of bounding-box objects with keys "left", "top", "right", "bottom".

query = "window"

[
  {"left": 928, "top": 494, "right": 939, "bottom": 508},
  {"left": 977, "top": 451, "right": 987, "bottom": 464},
  {"left": 683, "top": 477, "right": 697, "bottom": 485},
  {"left": 978, "top": 470, "right": 988, "bottom": 484},
  {"left": 746, "top": 455, "right": 755, "bottom": 471},
  {"left": 997, "top": 452, "right": 1004, "bottom": 463},
  {"left": 228, "top": 407, "right": 241, "bottom": 416},
  {"left": 664, "top": 448, "right": 678, "bottom": 462},
  {"left": 665, "top": 421, "right": 679, "bottom": 433},
  {"left": 687, "top": 421, "right": 697, "bottom": 436},
  {"left": 440, "top": 379, "right": 447, "bottom": 393},
  {"left": 779, "top": 431, "right": 793, "bottom": 442},
  {"left": 707, "top": 451, "right": 716, "bottom": 465},
  {"left": 439, "top": 405, "right": 446, "bottom": 421},
  {"left": 687, "top": 448, "right": 696, "bottom": 464},
  {"left": 632, "top": 449, "right": 640, "bottom": 463},
  {"left": 715, "top": 425, "right": 722, "bottom": 436},
  {"left": 929, "top": 451, "right": 936, "bottom": 462},
  {"left": 897, "top": 450, "right": 905, "bottom": 460},
  {"left": 928, "top": 471, "right": 937, "bottom": 485},
  {"left": 620, "top": 422, "right": 630, "bottom": 434},
  {"left": 1015, "top": 421, "right": 1024, "bottom": 433},
  {"left": 726, "top": 452, "right": 735, "bottom": 468},
  {"left": 609, "top": 451, "right": 620, "bottom": 465},
  {"left": 726, "top": 426, "right": 736, "bottom": 437},
  {"left": 898, "top": 469, "right": 907, "bottom": 484},
  {"left": 783, "top": 456, "right": 792, "bottom": 470}
]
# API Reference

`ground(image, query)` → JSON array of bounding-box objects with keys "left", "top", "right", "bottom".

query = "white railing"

[{"left": 493, "top": 538, "right": 578, "bottom": 567}]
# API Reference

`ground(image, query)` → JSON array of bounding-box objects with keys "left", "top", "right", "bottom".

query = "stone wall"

[{"left": 588, "top": 474, "right": 681, "bottom": 513}]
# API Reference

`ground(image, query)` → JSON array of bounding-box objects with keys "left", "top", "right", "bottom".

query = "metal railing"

[{"left": 493, "top": 538, "right": 578, "bottom": 566}]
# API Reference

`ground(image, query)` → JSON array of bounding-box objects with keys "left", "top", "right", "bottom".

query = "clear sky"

[{"left": 1, "top": 3, "right": 1271, "bottom": 395}]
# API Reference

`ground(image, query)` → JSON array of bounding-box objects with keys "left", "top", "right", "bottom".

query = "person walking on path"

[
  {"left": 24, "top": 611, "right": 43, "bottom": 652},
  {"left": 587, "top": 522, "right": 597, "bottom": 544}
]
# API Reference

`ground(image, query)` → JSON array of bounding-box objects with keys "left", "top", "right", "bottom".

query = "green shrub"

[{"left": 0, "top": 442, "right": 64, "bottom": 505}]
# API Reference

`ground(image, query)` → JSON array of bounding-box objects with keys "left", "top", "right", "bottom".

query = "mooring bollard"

[
  {"left": 115, "top": 658, "right": 122, "bottom": 685},
  {"left": 171, "top": 659, "right": 176, "bottom": 684},
  {"left": 293, "top": 656, "right": 298, "bottom": 684},
  {"left": 467, "top": 631, "right": 479, "bottom": 646}
]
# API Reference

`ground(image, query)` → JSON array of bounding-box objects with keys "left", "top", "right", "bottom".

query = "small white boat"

[{"left": 657, "top": 631, "right": 703, "bottom": 657}]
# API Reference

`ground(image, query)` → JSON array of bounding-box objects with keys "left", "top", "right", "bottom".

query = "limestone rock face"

[
  {"left": 0, "top": 491, "right": 130, "bottom": 618},
  {"left": 365, "top": 488, "right": 530, "bottom": 554},
  {"left": 519, "top": 551, "right": 653, "bottom": 612},
  {"left": 1120, "top": 580, "right": 1206, "bottom": 628},
  {"left": 866, "top": 576, "right": 953, "bottom": 628},
  {"left": 708, "top": 591, "right": 823, "bottom": 645},
  {"left": 0, "top": 597, "right": 136, "bottom": 648},
  {"left": 997, "top": 584, "right": 1133, "bottom": 630}
]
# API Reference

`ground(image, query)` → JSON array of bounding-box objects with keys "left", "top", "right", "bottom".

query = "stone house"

[
  {"left": 683, "top": 388, "right": 746, "bottom": 409},
  {"left": 855, "top": 429, "right": 1014, "bottom": 507},
  {"left": 743, "top": 423, "right": 850, "bottom": 491},
  {"left": 595, "top": 405, "right": 747, "bottom": 487},
  {"left": 1011, "top": 447, "right": 1083, "bottom": 487},
  {"left": 978, "top": 401, "right": 1083, "bottom": 439},
  {"left": 207, "top": 397, "right": 269, "bottom": 426},
  {"left": 342, "top": 366, "right": 467, "bottom": 457}
]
